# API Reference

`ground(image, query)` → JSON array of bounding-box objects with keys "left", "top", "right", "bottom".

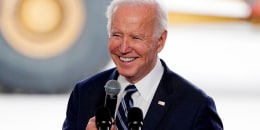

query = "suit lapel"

[
  {"left": 143, "top": 60, "right": 176, "bottom": 130},
  {"left": 143, "top": 82, "right": 172, "bottom": 130}
]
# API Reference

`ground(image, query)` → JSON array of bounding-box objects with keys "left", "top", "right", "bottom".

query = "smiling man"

[
  {"left": 62, "top": 0, "right": 223, "bottom": 130},
  {"left": 108, "top": 2, "right": 166, "bottom": 84}
]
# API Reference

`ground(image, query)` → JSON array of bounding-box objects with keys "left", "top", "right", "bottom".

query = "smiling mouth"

[{"left": 119, "top": 57, "right": 136, "bottom": 62}]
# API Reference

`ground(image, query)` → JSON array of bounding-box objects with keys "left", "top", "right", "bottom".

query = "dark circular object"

[
  {"left": 0, "top": 0, "right": 111, "bottom": 93},
  {"left": 95, "top": 107, "right": 112, "bottom": 129},
  {"left": 128, "top": 107, "right": 144, "bottom": 129}
]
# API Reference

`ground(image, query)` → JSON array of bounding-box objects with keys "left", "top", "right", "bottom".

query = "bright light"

[
  {"left": 160, "top": 22, "right": 260, "bottom": 95},
  {"left": 162, "top": 0, "right": 251, "bottom": 18}
]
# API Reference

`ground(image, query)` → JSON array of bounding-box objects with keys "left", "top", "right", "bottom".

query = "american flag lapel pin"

[{"left": 158, "top": 100, "right": 165, "bottom": 106}]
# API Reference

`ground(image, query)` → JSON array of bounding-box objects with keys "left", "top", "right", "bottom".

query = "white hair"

[{"left": 106, "top": 0, "right": 168, "bottom": 37}]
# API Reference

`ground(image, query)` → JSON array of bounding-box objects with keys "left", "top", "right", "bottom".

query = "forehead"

[
  {"left": 111, "top": 4, "right": 156, "bottom": 29},
  {"left": 113, "top": 3, "right": 156, "bottom": 19}
]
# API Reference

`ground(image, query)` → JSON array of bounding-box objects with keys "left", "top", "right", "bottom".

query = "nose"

[{"left": 119, "top": 38, "right": 131, "bottom": 53}]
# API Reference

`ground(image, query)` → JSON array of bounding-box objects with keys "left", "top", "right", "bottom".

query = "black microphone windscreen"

[
  {"left": 128, "top": 107, "right": 144, "bottom": 129},
  {"left": 95, "top": 107, "right": 112, "bottom": 129}
]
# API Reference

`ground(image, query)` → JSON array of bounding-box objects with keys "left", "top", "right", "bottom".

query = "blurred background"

[{"left": 0, "top": 0, "right": 259, "bottom": 129}]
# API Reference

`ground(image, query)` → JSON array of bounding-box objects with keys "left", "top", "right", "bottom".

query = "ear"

[{"left": 156, "top": 30, "right": 167, "bottom": 53}]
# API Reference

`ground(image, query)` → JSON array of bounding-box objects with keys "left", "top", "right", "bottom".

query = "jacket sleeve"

[
  {"left": 193, "top": 96, "right": 224, "bottom": 130},
  {"left": 62, "top": 84, "right": 80, "bottom": 130}
]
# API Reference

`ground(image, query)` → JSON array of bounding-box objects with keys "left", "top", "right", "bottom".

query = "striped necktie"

[{"left": 116, "top": 85, "right": 137, "bottom": 130}]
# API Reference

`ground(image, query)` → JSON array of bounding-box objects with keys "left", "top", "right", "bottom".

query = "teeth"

[{"left": 120, "top": 57, "right": 135, "bottom": 62}]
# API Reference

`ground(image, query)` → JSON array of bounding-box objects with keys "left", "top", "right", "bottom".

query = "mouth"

[{"left": 119, "top": 57, "right": 136, "bottom": 62}]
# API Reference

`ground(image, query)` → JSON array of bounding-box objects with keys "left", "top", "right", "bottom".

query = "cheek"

[{"left": 142, "top": 42, "right": 158, "bottom": 55}]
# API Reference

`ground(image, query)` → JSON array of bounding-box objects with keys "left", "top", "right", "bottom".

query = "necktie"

[{"left": 116, "top": 85, "right": 137, "bottom": 130}]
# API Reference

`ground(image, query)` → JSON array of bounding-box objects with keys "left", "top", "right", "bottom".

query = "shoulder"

[{"left": 160, "top": 59, "right": 210, "bottom": 102}]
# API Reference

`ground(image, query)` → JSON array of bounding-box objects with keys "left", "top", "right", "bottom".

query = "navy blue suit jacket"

[{"left": 62, "top": 60, "right": 223, "bottom": 130}]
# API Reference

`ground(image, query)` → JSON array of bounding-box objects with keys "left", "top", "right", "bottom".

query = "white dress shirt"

[{"left": 116, "top": 58, "right": 164, "bottom": 118}]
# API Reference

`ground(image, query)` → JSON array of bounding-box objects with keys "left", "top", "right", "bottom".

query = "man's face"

[{"left": 108, "top": 4, "right": 166, "bottom": 83}]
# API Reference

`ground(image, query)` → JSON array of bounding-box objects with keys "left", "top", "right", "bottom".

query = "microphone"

[
  {"left": 95, "top": 107, "right": 112, "bottom": 130},
  {"left": 128, "top": 107, "right": 144, "bottom": 130},
  {"left": 104, "top": 80, "right": 121, "bottom": 118}
]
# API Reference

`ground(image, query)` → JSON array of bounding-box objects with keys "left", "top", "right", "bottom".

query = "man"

[{"left": 63, "top": 0, "right": 223, "bottom": 130}]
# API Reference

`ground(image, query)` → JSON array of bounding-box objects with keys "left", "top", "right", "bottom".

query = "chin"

[
  {"left": 118, "top": 69, "right": 134, "bottom": 77},
  {"left": 118, "top": 70, "right": 131, "bottom": 76}
]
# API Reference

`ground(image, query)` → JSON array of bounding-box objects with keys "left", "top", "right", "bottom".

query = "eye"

[
  {"left": 111, "top": 32, "right": 121, "bottom": 38},
  {"left": 113, "top": 34, "right": 120, "bottom": 37},
  {"left": 132, "top": 35, "right": 142, "bottom": 40},
  {"left": 133, "top": 36, "right": 140, "bottom": 39},
  {"left": 109, "top": 33, "right": 122, "bottom": 40}
]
